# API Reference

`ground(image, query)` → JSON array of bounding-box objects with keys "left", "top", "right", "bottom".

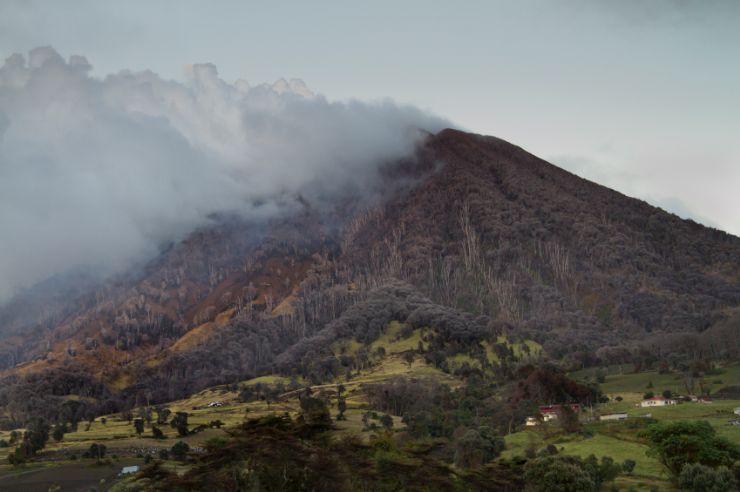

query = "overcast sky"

[{"left": 1, "top": 0, "right": 739, "bottom": 236}]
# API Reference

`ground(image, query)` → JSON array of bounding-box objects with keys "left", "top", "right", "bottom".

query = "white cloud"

[{"left": 0, "top": 47, "right": 449, "bottom": 301}]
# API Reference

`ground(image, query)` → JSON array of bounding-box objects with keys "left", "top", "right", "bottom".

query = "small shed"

[{"left": 119, "top": 465, "right": 140, "bottom": 476}]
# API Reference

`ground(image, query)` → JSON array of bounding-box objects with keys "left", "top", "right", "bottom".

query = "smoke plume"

[{"left": 0, "top": 47, "right": 449, "bottom": 302}]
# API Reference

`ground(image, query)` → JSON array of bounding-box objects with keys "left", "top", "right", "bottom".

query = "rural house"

[{"left": 640, "top": 396, "right": 676, "bottom": 407}]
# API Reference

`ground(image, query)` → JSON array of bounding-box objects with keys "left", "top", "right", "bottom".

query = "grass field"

[
  {"left": 502, "top": 365, "right": 740, "bottom": 490},
  {"left": 503, "top": 423, "right": 666, "bottom": 479},
  {"left": 572, "top": 363, "right": 740, "bottom": 399}
]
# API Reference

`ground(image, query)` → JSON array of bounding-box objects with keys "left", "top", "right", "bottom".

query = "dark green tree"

[
  {"left": 18, "top": 418, "right": 50, "bottom": 457},
  {"left": 134, "top": 418, "right": 145, "bottom": 436},
  {"left": 402, "top": 351, "right": 415, "bottom": 368},
  {"left": 52, "top": 423, "right": 67, "bottom": 442},
  {"left": 523, "top": 456, "right": 595, "bottom": 492},
  {"left": 678, "top": 463, "right": 737, "bottom": 492},
  {"left": 595, "top": 369, "right": 606, "bottom": 383},
  {"left": 83, "top": 443, "right": 107, "bottom": 462},
  {"left": 156, "top": 407, "right": 171, "bottom": 425},
  {"left": 581, "top": 455, "right": 621, "bottom": 490},
  {"left": 378, "top": 414, "right": 393, "bottom": 431},
  {"left": 640, "top": 421, "right": 740, "bottom": 477},
  {"left": 170, "top": 412, "right": 189, "bottom": 437},
  {"left": 336, "top": 397, "right": 347, "bottom": 421},
  {"left": 479, "top": 426, "right": 506, "bottom": 462},
  {"left": 152, "top": 426, "right": 164, "bottom": 439},
  {"left": 170, "top": 441, "right": 190, "bottom": 461},
  {"left": 298, "top": 394, "right": 331, "bottom": 428},
  {"left": 559, "top": 405, "right": 581, "bottom": 433}
]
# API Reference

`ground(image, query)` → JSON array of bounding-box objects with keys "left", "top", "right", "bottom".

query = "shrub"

[
  {"left": 170, "top": 441, "right": 190, "bottom": 461},
  {"left": 640, "top": 421, "right": 740, "bottom": 477},
  {"left": 83, "top": 443, "right": 107, "bottom": 461},
  {"left": 523, "top": 456, "right": 595, "bottom": 491},
  {"left": 678, "top": 463, "right": 737, "bottom": 492}
]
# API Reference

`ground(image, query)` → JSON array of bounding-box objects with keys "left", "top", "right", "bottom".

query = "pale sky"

[{"left": 2, "top": 0, "right": 740, "bottom": 235}]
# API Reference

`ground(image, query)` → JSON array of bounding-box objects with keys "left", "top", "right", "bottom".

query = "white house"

[
  {"left": 734, "top": 407, "right": 740, "bottom": 416},
  {"left": 119, "top": 465, "right": 140, "bottom": 476},
  {"left": 525, "top": 417, "right": 539, "bottom": 426},
  {"left": 640, "top": 396, "right": 677, "bottom": 407},
  {"left": 600, "top": 413, "right": 628, "bottom": 421}
]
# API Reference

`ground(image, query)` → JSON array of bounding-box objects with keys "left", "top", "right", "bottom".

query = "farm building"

[
  {"left": 599, "top": 413, "right": 628, "bottom": 421},
  {"left": 640, "top": 396, "right": 676, "bottom": 407},
  {"left": 119, "top": 466, "right": 140, "bottom": 476}
]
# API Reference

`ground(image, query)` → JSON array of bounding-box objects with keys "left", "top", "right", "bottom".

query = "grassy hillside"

[
  {"left": 0, "top": 325, "right": 464, "bottom": 460},
  {"left": 498, "top": 366, "right": 740, "bottom": 490},
  {"left": 572, "top": 363, "right": 740, "bottom": 398},
  {"left": 2, "top": 322, "right": 735, "bottom": 491}
]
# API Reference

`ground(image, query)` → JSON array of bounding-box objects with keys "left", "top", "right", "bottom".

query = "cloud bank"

[{"left": 0, "top": 47, "right": 449, "bottom": 302}]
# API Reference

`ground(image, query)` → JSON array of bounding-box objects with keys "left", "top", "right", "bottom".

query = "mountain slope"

[
  {"left": 341, "top": 129, "right": 740, "bottom": 358},
  {"left": 1, "top": 128, "right": 739, "bottom": 424}
]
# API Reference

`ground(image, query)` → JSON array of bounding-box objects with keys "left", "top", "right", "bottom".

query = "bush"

[
  {"left": 83, "top": 443, "right": 107, "bottom": 461},
  {"left": 622, "top": 459, "right": 636, "bottom": 475},
  {"left": 640, "top": 421, "right": 740, "bottom": 477},
  {"left": 523, "top": 456, "right": 595, "bottom": 492},
  {"left": 595, "top": 369, "right": 606, "bottom": 384},
  {"left": 522, "top": 454, "right": 622, "bottom": 491},
  {"left": 678, "top": 463, "right": 737, "bottom": 492},
  {"left": 170, "top": 441, "right": 190, "bottom": 461},
  {"left": 170, "top": 412, "right": 189, "bottom": 437}
]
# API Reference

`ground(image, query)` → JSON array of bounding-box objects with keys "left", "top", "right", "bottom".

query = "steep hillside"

[
  {"left": 1, "top": 128, "right": 739, "bottom": 426},
  {"left": 339, "top": 129, "right": 740, "bottom": 361}
]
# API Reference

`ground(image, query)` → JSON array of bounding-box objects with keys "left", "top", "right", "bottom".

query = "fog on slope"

[{"left": 0, "top": 47, "right": 449, "bottom": 303}]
